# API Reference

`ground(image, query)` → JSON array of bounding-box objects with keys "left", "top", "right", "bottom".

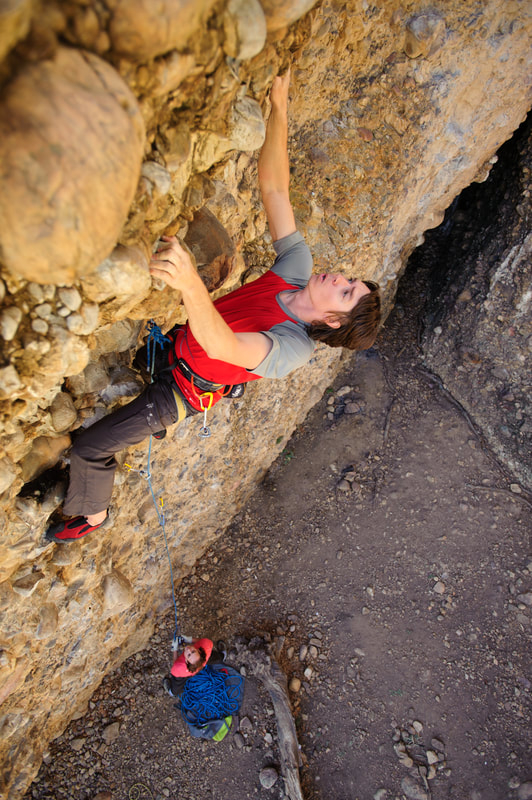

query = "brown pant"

[{"left": 63, "top": 379, "right": 185, "bottom": 517}]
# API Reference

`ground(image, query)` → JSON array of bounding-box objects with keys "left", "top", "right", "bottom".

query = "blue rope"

[
  {"left": 181, "top": 666, "right": 243, "bottom": 727},
  {"left": 146, "top": 319, "right": 171, "bottom": 380},
  {"left": 138, "top": 320, "right": 179, "bottom": 643}
]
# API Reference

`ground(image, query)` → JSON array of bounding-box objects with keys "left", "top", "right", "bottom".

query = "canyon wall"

[
  {"left": 422, "top": 116, "right": 531, "bottom": 490},
  {"left": 0, "top": 1, "right": 530, "bottom": 797}
]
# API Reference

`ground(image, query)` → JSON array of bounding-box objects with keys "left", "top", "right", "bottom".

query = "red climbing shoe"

[{"left": 45, "top": 513, "right": 108, "bottom": 543}]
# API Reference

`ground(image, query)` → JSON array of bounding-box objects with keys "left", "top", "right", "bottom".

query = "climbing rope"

[
  {"left": 125, "top": 320, "right": 181, "bottom": 647},
  {"left": 180, "top": 666, "right": 244, "bottom": 727},
  {"left": 145, "top": 319, "right": 171, "bottom": 379}
]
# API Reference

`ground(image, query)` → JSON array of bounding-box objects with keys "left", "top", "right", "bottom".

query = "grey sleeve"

[
  {"left": 271, "top": 231, "right": 313, "bottom": 287},
  {"left": 251, "top": 320, "right": 316, "bottom": 379}
]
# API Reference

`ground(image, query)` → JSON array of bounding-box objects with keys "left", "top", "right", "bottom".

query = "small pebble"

[
  {"left": 31, "top": 318, "right": 48, "bottom": 335},
  {"left": 399, "top": 754, "right": 414, "bottom": 768},
  {"left": 70, "top": 738, "right": 86, "bottom": 752},
  {"left": 357, "top": 127, "right": 374, "bottom": 142}
]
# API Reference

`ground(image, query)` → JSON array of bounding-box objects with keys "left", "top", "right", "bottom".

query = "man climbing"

[{"left": 45, "top": 68, "right": 381, "bottom": 542}]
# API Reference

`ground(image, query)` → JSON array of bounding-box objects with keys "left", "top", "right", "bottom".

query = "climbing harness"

[{"left": 180, "top": 664, "right": 244, "bottom": 727}]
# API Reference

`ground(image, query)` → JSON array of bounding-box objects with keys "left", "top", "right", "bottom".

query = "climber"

[
  {"left": 162, "top": 637, "right": 227, "bottom": 699},
  {"left": 45, "top": 67, "right": 381, "bottom": 543}
]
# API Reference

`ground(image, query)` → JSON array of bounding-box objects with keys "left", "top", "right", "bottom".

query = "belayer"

[
  {"left": 162, "top": 637, "right": 227, "bottom": 699},
  {"left": 46, "top": 68, "right": 381, "bottom": 542},
  {"left": 163, "top": 636, "right": 243, "bottom": 742}
]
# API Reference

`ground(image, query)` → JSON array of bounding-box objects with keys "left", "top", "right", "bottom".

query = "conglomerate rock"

[
  {"left": 0, "top": 1, "right": 530, "bottom": 798},
  {"left": 0, "top": 47, "right": 145, "bottom": 285}
]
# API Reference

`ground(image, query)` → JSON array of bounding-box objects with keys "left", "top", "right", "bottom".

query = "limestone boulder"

[
  {"left": 147, "top": 52, "right": 197, "bottom": 99},
  {"left": 193, "top": 96, "right": 265, "bottom": 172},
  {"left": 0, "top": 365, "right": 23, "bottom": 399},
  {"left": 0, "top": 306, "right": 23, "bottom": 342},
  {"left": 49, "top": 392, "right": 78, "bottom": 433},
  {"left": 90, "top": 319, "right": 140, "bottom": 358},
  {"left": 81, "top": 245, "right": 152, "bottom": 322},
  {"left": 109, "top": 0, "right": 217, "bottom": 61},
  {"left": 20, "top": 434, "right": 71, "bottom": 483},
  {"left": 259, "top": 0, "right": 319, "bottom": 32},
  {"left": 223, "top": 0, "right": 267, "bottom": 61},
  {"left": 66, "top": 304, "right": 99, "bottom": 336},
  {"left": 0, "top": 0, "right": 32, "bottom": 62},
  {"left": 33, "top": 327, "right": 89, "bottom": 383},
  {"left": 0, "top": 48, "right": 145, "bottom": 285}
]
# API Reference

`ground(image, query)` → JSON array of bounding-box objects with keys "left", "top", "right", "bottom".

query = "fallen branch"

[{"left": 234, "top": 638, "right": 305, "bottom": 800}]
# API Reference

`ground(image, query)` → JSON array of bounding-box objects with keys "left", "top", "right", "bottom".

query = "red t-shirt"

[{"left": 170, "top": 637, "right": 213, "bottom": 678}]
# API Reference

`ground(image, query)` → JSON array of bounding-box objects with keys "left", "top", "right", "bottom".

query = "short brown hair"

[
  {"left": 307, "top": 281, "right": 381, "bottom": 351},
  {"left": 186, "top": 646, "right": 207, "bottom": 673}
]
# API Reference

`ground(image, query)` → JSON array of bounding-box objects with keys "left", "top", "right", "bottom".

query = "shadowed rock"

[{"left": 184, "top": 207, "right": 237, "bottom": 292}]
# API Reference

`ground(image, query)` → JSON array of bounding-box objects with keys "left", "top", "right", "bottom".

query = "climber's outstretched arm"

[
  {"left": 150, "top": 238, "right": 272, "bottom": 369},
  {"left": 258, "top": 68, "right": 297, "bottom": 243}
]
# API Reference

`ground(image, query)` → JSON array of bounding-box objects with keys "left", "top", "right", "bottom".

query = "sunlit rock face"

[
  {"left": 0, "top": 48, "right": 145, "bottom": 285},
  {"left": 0, "top": 1, "right": 530, "bottom": 796}
]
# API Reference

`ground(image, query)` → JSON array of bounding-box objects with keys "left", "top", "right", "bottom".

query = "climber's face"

[
  {"left": 308, "top": 273, "right": 371, "bottom": 325},
  {"left": 184, "top": 645, "right": 201, "bottom": 666}
]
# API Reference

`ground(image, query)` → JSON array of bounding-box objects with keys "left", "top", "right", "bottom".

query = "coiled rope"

[{"left": 180, "top": 666, "right": 244, "bottom": 727}]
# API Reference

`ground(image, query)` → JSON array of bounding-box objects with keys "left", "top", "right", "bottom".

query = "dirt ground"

[{"left": 25, "top": 261, "right": 531, "bottom": 800}]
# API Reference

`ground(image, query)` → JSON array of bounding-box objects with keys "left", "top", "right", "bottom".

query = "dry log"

[{"left": 234, "top": 637, "right": 305, "bottom": 800}]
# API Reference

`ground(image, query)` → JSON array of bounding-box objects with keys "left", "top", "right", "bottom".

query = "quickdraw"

[{"left": 198, "top": 391, "right": 214, "bottom": 438}]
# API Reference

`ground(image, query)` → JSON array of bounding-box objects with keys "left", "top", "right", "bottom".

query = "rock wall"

[
  {"left": 422, "top": 115, "right": 532, "bottom": 490},
  {"left": 0, "top": 1, "right": 530, "bottom": 797}
]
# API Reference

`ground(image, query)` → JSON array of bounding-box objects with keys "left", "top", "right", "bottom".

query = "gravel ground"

[{"left": 25, "top": 248, "right": 531, "bottom": 800}]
